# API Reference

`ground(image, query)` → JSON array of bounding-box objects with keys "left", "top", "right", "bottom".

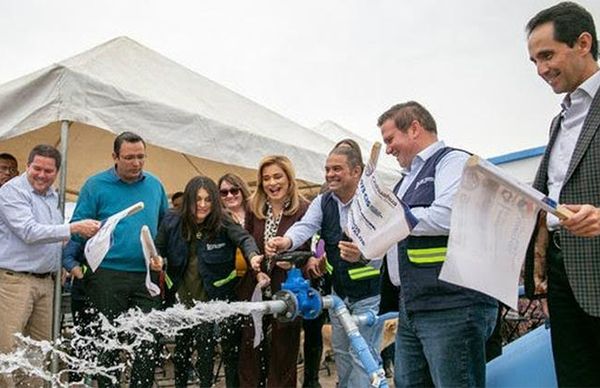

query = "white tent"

[{"left": 0, "top": 36, "right": 346, "bottom": 199}]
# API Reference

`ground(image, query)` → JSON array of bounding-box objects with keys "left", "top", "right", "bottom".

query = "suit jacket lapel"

[
  {"left": 564, "top": 89, "right": 600, "bottom": 184},
  {"left": 533, "top": 114, "right": 562, "bottom": 193}
]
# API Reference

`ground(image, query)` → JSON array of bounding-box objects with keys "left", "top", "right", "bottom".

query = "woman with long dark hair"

[
  {"left": 238, "top": 155, "right": 310, "bottom": 387},
  {"left": 155, "top": 176, "right": 261, "bottom": 388}
]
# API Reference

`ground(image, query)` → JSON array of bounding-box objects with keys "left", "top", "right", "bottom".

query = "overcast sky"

[{"left": 1, "top": 0, "right": 599, "bottom": 158}]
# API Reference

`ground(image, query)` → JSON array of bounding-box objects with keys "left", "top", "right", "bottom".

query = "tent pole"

[{"left": 51, "top": 120, "right": 71, "bottom": 378}]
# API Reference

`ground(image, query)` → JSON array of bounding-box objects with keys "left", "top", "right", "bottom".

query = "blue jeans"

[
  {"left": 394, "top": 299, "right": 497, "bottom": 387},
  {"left": 329, "top": 294, "right": 383, "bottom": 388}
]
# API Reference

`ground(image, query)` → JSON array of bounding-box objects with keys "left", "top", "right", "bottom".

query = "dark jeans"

[
  {"left": 394, "top": 299, "right": 497, "bottom": 387},
  {"left": 175, "top": 316, "right": 241, "bottom": 388},
  {"left": 547, "top": 242, "right": 600, "bottom": 387},
  {"left": 85, "top": 268, "right": 161, "bottom": 388},
  {"left": 485, "top": 307, "right": 503, "bottom": 362}
]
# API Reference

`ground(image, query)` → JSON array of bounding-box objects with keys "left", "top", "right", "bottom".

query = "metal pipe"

[
  {"left": 249, "top": 299, "right": 288, "bottom": 316},
  {"left": 51, "top": 120, "right": 70, "bottom": 377}
]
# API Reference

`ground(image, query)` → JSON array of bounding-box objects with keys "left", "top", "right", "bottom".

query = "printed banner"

[{"left": 347, "top": 143, "right": 416, "bottom": 259}]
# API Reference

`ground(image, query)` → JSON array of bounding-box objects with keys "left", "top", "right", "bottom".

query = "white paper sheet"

[
  {"left": 441, "top": 156, "right": 540, "bottom": 309},
  {"left": 84, "top": 202, "right": 144, "bottom": 272},
  {"left": 140, "top": 225, "right": 161, "bottom": 297},
  {"left": 347, "top": 143, "right": 417, "bottom": 259},
  {"left": 251, "top": 285, "right": 264, "bottom": 348}
]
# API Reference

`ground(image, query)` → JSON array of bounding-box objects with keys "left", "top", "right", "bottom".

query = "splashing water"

[{"left": 0, "top": 300, "right": 271, "bottom": 387}]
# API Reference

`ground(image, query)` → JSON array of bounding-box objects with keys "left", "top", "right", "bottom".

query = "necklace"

[{"left": 195, "top": 230, "right": 203, "bottom": 240}]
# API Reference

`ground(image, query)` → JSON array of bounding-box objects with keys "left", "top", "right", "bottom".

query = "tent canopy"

[{"left": 0, "top": 36, "right": 351, "bottom": 199}]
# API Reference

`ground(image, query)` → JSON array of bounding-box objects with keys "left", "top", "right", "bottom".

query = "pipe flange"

[{"left": 272, "top": 290, "right": 298, "bottom": 322}]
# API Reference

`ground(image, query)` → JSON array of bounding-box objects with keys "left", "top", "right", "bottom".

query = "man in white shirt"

[{"left": 525, "top": 2, "right": 600, "bottom": 385}]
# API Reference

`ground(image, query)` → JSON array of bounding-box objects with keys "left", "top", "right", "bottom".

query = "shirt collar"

[
  {"left": 562, "top": 69, "right": 600, "bottom": 110},
  {"left": 109, "top": 166, "right": 146, "bottom": 183},
  {"left": 406, "top": 140, "right": 446, "bottom": 173},
  {"left": 329, "top": 191, "right": 353, "bottom": 207}
]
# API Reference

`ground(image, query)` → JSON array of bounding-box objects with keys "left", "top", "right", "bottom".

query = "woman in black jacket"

[{"left": 155, "top": 176, "right": 261, "bottom": 388}]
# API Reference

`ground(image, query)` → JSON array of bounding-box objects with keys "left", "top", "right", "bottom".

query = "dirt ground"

[
  {"left": 154, "top": 356, "right": 393, "bottom": 388},
  {"left": 154, "top": 356, "right": 341, "bottom": 388}
]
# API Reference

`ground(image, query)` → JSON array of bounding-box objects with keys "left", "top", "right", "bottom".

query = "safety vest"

[
  {"left": 399, "top": 147, "right": 495, "bottom": 311},
  {"left": 320, "top": 192, "right": 380, "bottom": 302}
]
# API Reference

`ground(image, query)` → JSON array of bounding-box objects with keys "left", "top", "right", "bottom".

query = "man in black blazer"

[{"left": 525, "top": 2, "right": 600, "bottom": 385}]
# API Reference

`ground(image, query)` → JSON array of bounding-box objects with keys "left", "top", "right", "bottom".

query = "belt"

[
  {"left": 550, "top": 230, "right": 561, "bottom": 250},
  {"left": 2, "top": 269, "right": 55, "bottom": 279}
]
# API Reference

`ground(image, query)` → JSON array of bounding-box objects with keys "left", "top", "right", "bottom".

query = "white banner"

[
  {"left": 441, "top": 156, "right": 549, "bottom": 309},
  {"left": 84, "top": 202, "right": 144, "bottom": 272},
  {"left": 140, "top": 225, "right": 162, "bottom": 297},
  {"left": 347, "top": 143, "right": 417, "bottom": 259}
]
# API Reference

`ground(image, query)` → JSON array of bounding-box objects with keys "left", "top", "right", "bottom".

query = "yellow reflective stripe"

[
  {"left": 165, "top": 273, "right": 174, "bottom": 289},
  {"left": 213, "top": 270, "right": 237, "bottom": 287},
  {"left": 407, "top": 247, "right": 447, "bottom": 264},
  {"left": 325, "top": 258, "right": 333, "bottom": 275},
  {"left": 348, "top": 266, "right": 380, "bottom": 280}
]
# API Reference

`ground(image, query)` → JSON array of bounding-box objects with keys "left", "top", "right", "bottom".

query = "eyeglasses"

[
  {"left": 119, "top": 154, "right": 146, "bottom": 162},
  {"left": 219, "top": 187, "right": 241, "bottom": 197}
]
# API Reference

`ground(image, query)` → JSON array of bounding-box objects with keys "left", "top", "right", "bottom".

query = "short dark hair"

[
  {"left": 329, "top": 138, "right": 365, "bottom": 173},
  {"left": 27, "top": 145, "right": 61, "bottom": 170},
  {"left": 113, "top": 131, "right": 146, "bottom": 155},
  {"left": 0, "top": 153, "right": 17, "bottom": 165},
  {"left": 377, "top": 101, "right": 437, "bottom": 134},
  {"left": 171, "top": 191, "right": 184, "bottom": 203},
  {"left": 526, "top": 1, "right": 598, "bottom": 61}
]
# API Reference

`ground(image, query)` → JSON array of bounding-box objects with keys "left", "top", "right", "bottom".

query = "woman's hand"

[
  {"left": 71, "top": 265, "right": 85, "bottom": 280},
  {"left": 256, "top": 271, "right": 271, "bottom": 288},
  {"left": 250, "top": 255, "right": 264, "bottom": 272},
  {"left": 150, "top": 255, "right": 164, "bottom": 272}
]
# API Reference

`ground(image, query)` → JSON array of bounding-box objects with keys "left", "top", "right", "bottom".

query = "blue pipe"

[
  {"left": 325, "top": 295, "right": 389, "bottom": 388},
  {"left": 353, "top": 310, "right": 398, "bottom": 327}
]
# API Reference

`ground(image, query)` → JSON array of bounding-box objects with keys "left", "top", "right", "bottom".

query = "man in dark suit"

[{"left": 525, "top": 2, "right": 600, "bottom": 385}]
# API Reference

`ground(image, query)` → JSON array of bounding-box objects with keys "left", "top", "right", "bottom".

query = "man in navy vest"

[
  {"left": 266, "top": 140, "right": 383, "bottom": 388},
  {"left": 378, "top": 101, "right": 498, "bottom": 387}
]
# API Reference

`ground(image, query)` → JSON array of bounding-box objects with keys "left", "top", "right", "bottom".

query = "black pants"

[
  {"left": 85, "top": 268, "right": 161, "bottom": 388},
  {"left": 69, "top": 297, "right": 98, "bottom": 382},
  {"left": 302, "top": 311, "right": 326, "bottom": 387},
  {"left": 174, "top": 316, "right": 241, "bottom": 388},
  {"left": 547, "top": 241, "right": 600, "bottom": 387}
]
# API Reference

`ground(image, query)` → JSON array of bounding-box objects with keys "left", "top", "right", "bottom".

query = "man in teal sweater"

[{"left": 71, "top": 131, "right": 168, "bottom": 387}]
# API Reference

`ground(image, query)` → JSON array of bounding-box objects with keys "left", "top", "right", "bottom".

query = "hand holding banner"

[
  {"left": 84, "top": 202, "right": 144, "bottom": 272},
  {"left": 347, "top": 142, "right": 417, "bottom": 259},
  {"left": 140, "top": 225, "right": 162, "bottom": 297},
  {"left": 440, "top": 155, "right": 572, "bottom": 309}
]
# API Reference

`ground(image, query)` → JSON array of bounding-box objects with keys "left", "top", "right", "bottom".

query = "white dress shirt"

[
  {"left": 386, "top": 140, "right": 470, "bottom": 286},
  {"left": 546, "top": 69, "right": 600, "bottom": 230}
]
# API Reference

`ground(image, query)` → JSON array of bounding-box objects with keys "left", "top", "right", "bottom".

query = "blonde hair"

[{"left": 250, "top": 155, "right": 304, "bottom": 219}]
